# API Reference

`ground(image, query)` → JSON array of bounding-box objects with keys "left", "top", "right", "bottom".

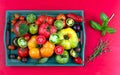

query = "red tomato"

[
  {"left": 35, "top": 20, "right": 42, "bottom": 26},
  {"left": 46, "top": 16, "right": 54, "bottom": 25},
  {"left": 67, "top": 13, "right": 83, "bottom": 22},
  {"left": 36, "top": 35, "right": 46, "bottom": 45},
  {"left": 24, "top": 33, "right": 30, "bottom": 41},
  {"left": 18, "top": 48, "right": 29, "bottom": 58},
  {"left": 50, "top": 26, "right": 57, "bottom": 34},
  {"left": 54, "top": 46, "right": 64, "bottom": 55},
  {"left": 74, "top": 57, "right": 82, "bottom": 64},
  {"left": 37, "top": 15, "right": 46, "bottom": 23},
  {"left": 39, "top": 23, "right": 51, "bottom": 38}
]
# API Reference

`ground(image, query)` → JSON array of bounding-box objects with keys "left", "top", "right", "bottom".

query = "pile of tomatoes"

[{"left": 8, "top": 13, "right": 83, "bottom": 64}]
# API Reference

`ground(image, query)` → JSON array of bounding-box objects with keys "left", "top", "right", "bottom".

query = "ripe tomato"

[
  {"left": 46, "top": 16, "right": 54, "bottom": 25},
  {"left": 74, "top": 57, "right": 82, "bottom": 64},
  {"left": 35, "top": 20, "right": 42, "bottom": 26},
  {"left": 36, "top": 35, "right": 46, "bottom": 45},
  {"left": 18, "top": 48, "right": 29, "bottom": 58},
  {"left": 50, "top": 26, "right": 57, "bottom": 34},
  {"left": 54, "top": 45, "right": 64, "bottom": 55},
  {"left": 24, "top": 33, "right": 31, "bottom": 41},
  {"left": 37, "top": 15, "right": 46, "bottom": 23}
]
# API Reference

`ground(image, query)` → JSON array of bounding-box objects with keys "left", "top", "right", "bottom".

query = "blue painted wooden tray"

[{"left": 4, "top": 10, "right": 86, "bottom": 66}]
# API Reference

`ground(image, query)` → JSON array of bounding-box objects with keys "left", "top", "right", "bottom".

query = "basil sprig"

[{"left": 90, "top": 12, "right": 116, "bottom": 36}]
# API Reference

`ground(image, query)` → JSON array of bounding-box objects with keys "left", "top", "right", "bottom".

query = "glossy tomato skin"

[
  {"left": 46, "top": 16, "right": 54, "bottom": 25},
  {"left": 18, "top": 48, "right": 29, "bottom": 58},
  {"left": 24, "top": 33, "right": 31, "bottom": 41},
  {"left": 67, "top": 13, "right": 83, "bottom": 22},
  {"left": 39, "top": 23, "right": 57, "bottom": 38},
  {"left": 35, "top": 20, "right": 42, "bottom": 26},
  {"left": 54, "top": 45, "right": 64, "bottom": 55},
  {"left": 74, "top": 57, "right": 82, "bottom": 64},
  {"left": 50, "top": 26, "right": 57, "bottom": 34},
  {"left": 36, "top": 35, "right": 46, "bottom": 45},
  {"left": 37, "top": 15, "right": 46, "bottom": 23}
]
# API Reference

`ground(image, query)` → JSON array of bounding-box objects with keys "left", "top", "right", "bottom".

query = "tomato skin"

[
  {"left": 56, "top": 14, "right": 66, "bottom": 21},
  {"left": 24, "top": 33, "right": 31, "bottom": 41},
  {"left": 46, "top": 16, "right": 54, "bottom": 25},
  {"left": 74, "top": 57, "right": 82, "bottom": 64},
  {"left": 54, "top": 45, "right": 64, "bottom": 55},
  {"left": 39, "top": 23, "right": 57, "bottom": 38},
  {"left": 18, "top": 48, "right": 29, "bottom": 58},
  {"left": 35, "top": 20, "right": 42, "bottom": 26},
  {"left": 36, "top": 35, "right": 46, "bottom": 45},
  {"left": 50, "top": 26, "right": 57, "bottom": 34},
  {"left": 67, "top": 13, "right": 83, "bottom": 22},
  {"left": 37, "top": 15, "right": 46, "bottom": 23}
]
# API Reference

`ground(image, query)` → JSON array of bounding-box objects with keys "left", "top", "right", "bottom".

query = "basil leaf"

[
  {"left": 100, "top": 12, "right": 108, "bottom": 21},
  {"left": 102, "top": 20, "right": 108, "bottom": 27},
  {"left": 101, "top": 30, "right": 106, "bottom": 36},
  {"left": 19, "top": 24, "right": 29, "bottom": 36},
  {"left": 106, "top": 27, "right": 116, "bottom": 34},
  {"left": 90, "top": 20, "right": 102, "bottom": 30}
]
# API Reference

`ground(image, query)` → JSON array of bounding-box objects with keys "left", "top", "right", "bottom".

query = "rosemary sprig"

[{"left": 86, "top": 39, "right": 110, "bottom": 62}]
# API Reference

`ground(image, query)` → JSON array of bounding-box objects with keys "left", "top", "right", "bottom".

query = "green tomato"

[
  {"left": 27, "top": 14, "right": 36, "bottom": 23},
  {"left": 38, "top": 58, "right": 48, "bottom": 64},
  {"left": 29, "top": 24, "right": 38, "bottom": 34},
  {"left": 66, "top": 18, "right": 74, "bottom": 26},
  {"left": 54, "top": 20, "right": 64, "bottom": 30},
  {"left": 57, "top": 28, "right": 78, "bottom": 50},
  {"left": 56, "top": 50, "right": 69, "bottom": 64},
  {"left": 49, "top": 33, "right": 60, "bottom": 44},
  {"left": 17, "top": 37, "right": 27, "bottom": 48}
]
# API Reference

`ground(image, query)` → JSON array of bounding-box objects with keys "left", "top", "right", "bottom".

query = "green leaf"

[
  {"left": 106, "top": 27, "right": 116, "bottom": 34},
  {"left": 102, "top": 20, "right": 108, "bottom": 27},
  {"left": 100, "top": 12, "right": 108, "bottom": 21},
  {"left": 101, "top": 30, "right": 106, "bottom": 36},
  {"left": 19, "top": 24, "right": 29, "bottom": 36},
  {"left": 90, "top": 20, "right": 102, "bottom": 30}
]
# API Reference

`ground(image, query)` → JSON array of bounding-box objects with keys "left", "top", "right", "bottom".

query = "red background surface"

[{"left": 0, "top": 0, "right": 120, "bottom": 75}]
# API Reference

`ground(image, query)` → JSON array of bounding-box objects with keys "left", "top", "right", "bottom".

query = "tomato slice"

[
  {"left": 54, "top": 46, "right": 64, "bottom": 55},
  {"left": 36, "top": 35, "right": 46, "bottom": 45}
]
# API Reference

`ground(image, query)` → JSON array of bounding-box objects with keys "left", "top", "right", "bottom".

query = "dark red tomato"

[
  {"left": 74, "top": 57, "right": 82, "bottom": 64},
  {"left": 54, "top": 45, "right": 64, "bottom": 55},
  {"left": 35, "top": 20, "right": 42, "bottom": 26},
  {"left": 37, "top": 15, "right": 46, "bottom": 23},
  {"left": 46, "top": 16, "right": 54, "bottom": 25},
  {"left": 24, "top": 33, "right": 31, "bottom": 41},
  {"left": 18, "top": 48, "right": 29, "bottom": 58},
  {"left": 50, "top": 26, "right": 57, "bottom": 34},
  {"left": 36, "top": 35, "right": 46, "bottom": 45}
]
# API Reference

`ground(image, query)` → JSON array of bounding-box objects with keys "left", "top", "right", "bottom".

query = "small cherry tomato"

[
  {"left": 14, "top": 13, "right": 20, "bottom": 19},
  {"left": 54, "top": 45, "right": 64, "bottom": 55},
  {"left": 24, "top": 33, "right": 31, "bottom": 41},
  {"left": 36, "top": 35, "right": 46, "bottom": 45},
  {"left": 18, "top": 47, "right": 29, "bottom": 58},
  {"left": 74, "top": 57, "right": 82, "bottom": 64},
  {"left": 8, "top": 45, "right": 15, "bottom": 50}
]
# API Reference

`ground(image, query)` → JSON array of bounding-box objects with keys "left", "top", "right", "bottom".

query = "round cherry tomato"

[
  {"left": 74, "top": 57, "right": 82, "bottom": 64},
  {"left": 18, "top": 48, "right": 29, "bottom": 58},
  {"left": 36, "top": 35, "right": 46, "bottom": 45},
  {"left": 56, "top": 14, "right": 66, "bottom": 21},
  {"left": 54, "top": 45, "right": 64, "bottom": 55},
  {"left": 24, "top": 33, "right": 31, "bottom": 41}
]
